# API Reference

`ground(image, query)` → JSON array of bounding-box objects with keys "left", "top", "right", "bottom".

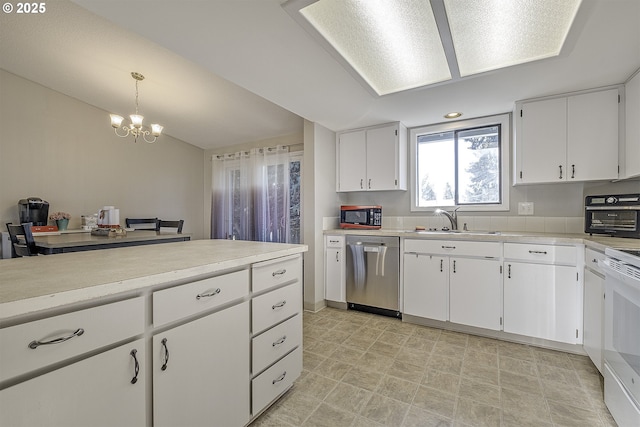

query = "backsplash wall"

[{"left": 343, "top": 178, "right": 639, "bottom": 218}]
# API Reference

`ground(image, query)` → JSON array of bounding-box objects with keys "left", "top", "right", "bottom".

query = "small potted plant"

[{"left": 49, "top": 211, "right": 71, "bottom": 231}]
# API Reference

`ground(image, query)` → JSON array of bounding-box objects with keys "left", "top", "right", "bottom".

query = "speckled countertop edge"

[
  {"left": 0, "top": 239, "right": 308, "bottom": 321},
  {"left": 324, "top": 228, "right": 640, "bottom": 250}
]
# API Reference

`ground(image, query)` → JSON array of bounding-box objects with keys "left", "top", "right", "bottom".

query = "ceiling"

[{"left": 1, "top": 0, "right": 639, "bottom": 150}]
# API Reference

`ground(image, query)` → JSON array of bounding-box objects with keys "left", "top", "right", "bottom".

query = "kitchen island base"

[{"left": 0, "top": 240, "right": 306, "bottom": 427}]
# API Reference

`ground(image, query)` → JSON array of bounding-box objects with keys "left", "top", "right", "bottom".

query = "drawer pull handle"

[
  {"left": 528, "top": 250, "right": 548, "bottom": 255},
  {"left": 161, "top": 338, "right": 170, "bottom": 371},
  {"left": 272, "top": 269, "right": 287, "bottom": 277},
  {"left": 441, "top": 246, "right": 456, "bottom": 250},
  {"left": 28, "top": 328, "right": 84, "bottom": 349},
  {"left": 272, "top": 300, "right": 287, "bottom": 310},
  {"left": 272, "top": 371, "right": 287, "bottom": 384},
  {"left": 272, "top": 336, "right": 287, "bottom": 347},
  {"left": 196, "top": 288, "right": 221, "bottom": 300},
  {"left": 130, "top": 349, "right": 140, "bottom": 384}
]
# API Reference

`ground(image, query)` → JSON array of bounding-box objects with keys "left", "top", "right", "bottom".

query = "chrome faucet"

[{"left": 435, "top": 208, "right": 460, "bottom": 231}]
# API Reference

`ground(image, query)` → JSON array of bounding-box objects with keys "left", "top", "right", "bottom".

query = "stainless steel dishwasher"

[{"left": 346, "top": 235, "right": 400, "bottom": 318}]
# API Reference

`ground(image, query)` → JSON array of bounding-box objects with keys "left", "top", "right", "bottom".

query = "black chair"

[
  {"left": 157, "top": 220, "right": 184, "bottom": 234},
  {"left": 6, "top": 222, "right": 39, "bottom": 257},
  {"left": 125, "top": 218, "right": 159, "bottom": 230}
]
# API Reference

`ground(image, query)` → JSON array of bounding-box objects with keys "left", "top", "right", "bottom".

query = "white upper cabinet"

[
  {"left": 337, "top": 122, "right": 407, "bottom": 192},
  {"left": 624, "top": 69, "right": 640, "bottom": 178},
  {"left": 515, "top": 87, "right": 620, "bottom": 184}
]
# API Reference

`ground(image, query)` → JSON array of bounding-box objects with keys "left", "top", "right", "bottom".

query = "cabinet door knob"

[
  {"left": 130, "top": 349, "right": 140, "bottom": 384},
  {"left": 28, "top": 328, "right": 84, "bottom": 349},
  {"left": 160, "top": 338, "right": 170, "bottom": 371}
]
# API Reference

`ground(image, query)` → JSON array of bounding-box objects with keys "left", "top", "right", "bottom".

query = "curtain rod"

[{"left": 213, "top": 143, "right": 303, "bottom": 160}]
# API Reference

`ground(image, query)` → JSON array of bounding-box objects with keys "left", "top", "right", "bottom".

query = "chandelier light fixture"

[{"left": 110, "top": 72, "right": 163, "bottom": 143}]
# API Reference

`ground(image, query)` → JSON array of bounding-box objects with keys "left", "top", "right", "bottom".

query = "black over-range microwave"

[{"left": 585, "top": 194, "right": 640, "bottom": 238}]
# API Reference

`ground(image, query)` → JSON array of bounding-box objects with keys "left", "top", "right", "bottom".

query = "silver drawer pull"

[
  {"left": 196, "top": 288, "right": 221, "bottom": 300},
  {"left": 272, "top": 371, "right": 287, "bottom": 384},
  {"left": 28, "top": 328, "right": 85, "bottom": 349},
  {"left": 272, "top": 300, "right": 287, "bottom": 310},
  {"left": 528, "top": 250, "right": 548, "bottom": 255},
  {"left": 272, "top": 336, "right": 287, "bottom": 347},
  {"left": 272, "top": 269, "right": 287, "bottom": 277},
  {"left": 441, "top": 245, "right": 456, "bottom": 249}
]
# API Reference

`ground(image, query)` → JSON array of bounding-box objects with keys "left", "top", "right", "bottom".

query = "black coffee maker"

[{"left": 18, "top": 197, "right": 49, "bottom": 226}]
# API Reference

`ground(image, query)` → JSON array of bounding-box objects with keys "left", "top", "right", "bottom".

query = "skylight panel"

[
  {"left": 443, "top": 0, "right": 582, "bottom": 76},
  {"left": 300, "top": 0, "right": 451, "bottom": 96}
]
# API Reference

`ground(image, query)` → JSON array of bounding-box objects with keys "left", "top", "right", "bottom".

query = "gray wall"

[{"left": 0, "top": 70, "right": 205, "bottom": 241}]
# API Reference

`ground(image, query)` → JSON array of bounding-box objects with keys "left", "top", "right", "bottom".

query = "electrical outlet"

[{"left": 518, "top": 202, "right": 534, "bottom": 215}]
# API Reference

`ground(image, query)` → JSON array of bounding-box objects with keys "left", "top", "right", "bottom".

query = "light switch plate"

[{"left": 518, "top": 202, "right": 534, "bottom": 215}]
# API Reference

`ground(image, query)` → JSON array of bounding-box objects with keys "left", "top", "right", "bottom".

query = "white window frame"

[{"left": 409, "top": 113, "right": 510, "bottom": 212}]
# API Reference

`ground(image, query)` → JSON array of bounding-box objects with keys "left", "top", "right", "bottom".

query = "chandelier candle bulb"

[
  {"left": 151, "top": 124, "right": 163, "bottom": 136},
  {"left": 130, "top": 114, "right": 143, "bottom": 128},
  {"left": 110, "top": 114, "right": 124, "bottom": 128}
]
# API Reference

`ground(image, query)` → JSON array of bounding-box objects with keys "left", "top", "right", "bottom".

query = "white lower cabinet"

[
  {"left": 250, "top": 256, "right": 303, "bottom": 417},
  {"left": 403, "top": 253, "right": 448, "bottom": 321},
  {"left": 583, "top": 247, "right": 606, "bottom": 374},
  {"left": 403, "top": 240, "right": 502, "bottom": 330},
  {"left": 324, "top": 235, "right": 346, "bottom": 303},
  {"left": 0, "top": 338, "right": 146, "bottom": 427},
  {"left": 0, "top": 253, "right": 304, "bottom": 427},
  {"left": 252, "top": 347, "right": 302, "bottom": 415},
  {"left": 153, "top": 301, "right": 250, "bottom": 427},
  {"left": 450, "top": 257, "right": 502, "bottom": 330},
  {"left": 503, "top": 262, "right": 580, "bottom": 343}
]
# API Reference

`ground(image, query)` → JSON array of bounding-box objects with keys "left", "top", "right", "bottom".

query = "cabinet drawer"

[
  {"left": 504, "top": 243, "right": 577, "bottom": 265},
  {"left": 252, "top": 255, "right": 302, "bottom": 293},
  {"left": 404, "top": 239, "right": 501, "bottom": 258},
  {"left": 153, "top": 269, "right": 249, "bottom": 327},
  {"left": 585, "top": 248, "right": 606, "bottom": 275},
  {"left": 252, "top": 314, "right": 301, "bottom": 375},
  {"left": 252, "top": 282, "right": 301, "bottom": 335},
  {"left": 325, "top": 235, "right": 345, "bottom": 248},
  {"left": 0, "top": 297, "right": 143, "bottom": 383},
  {"left": 252, "top": 347, "right": 302, "bottom": 416}
]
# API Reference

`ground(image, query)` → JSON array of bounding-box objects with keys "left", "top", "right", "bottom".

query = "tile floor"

[{"left": 251, "top": 307, "right": 617, "bottom": 427}]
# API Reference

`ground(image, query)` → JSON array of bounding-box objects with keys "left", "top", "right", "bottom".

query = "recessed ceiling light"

[{"left": 444, "top": 112, "right": 462, "bottom": 119}]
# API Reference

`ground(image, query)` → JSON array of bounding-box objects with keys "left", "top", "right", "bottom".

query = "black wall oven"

[{"left": 585, "top": 194, "right": 640, "bottom": 238}]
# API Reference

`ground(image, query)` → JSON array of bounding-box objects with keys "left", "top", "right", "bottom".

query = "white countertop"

[
  {"left": 324, "top": 228, "right": 640, "bottom": 251},
  {"left": 0, "top": 239, "right": 307, "bottom": 322}
]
